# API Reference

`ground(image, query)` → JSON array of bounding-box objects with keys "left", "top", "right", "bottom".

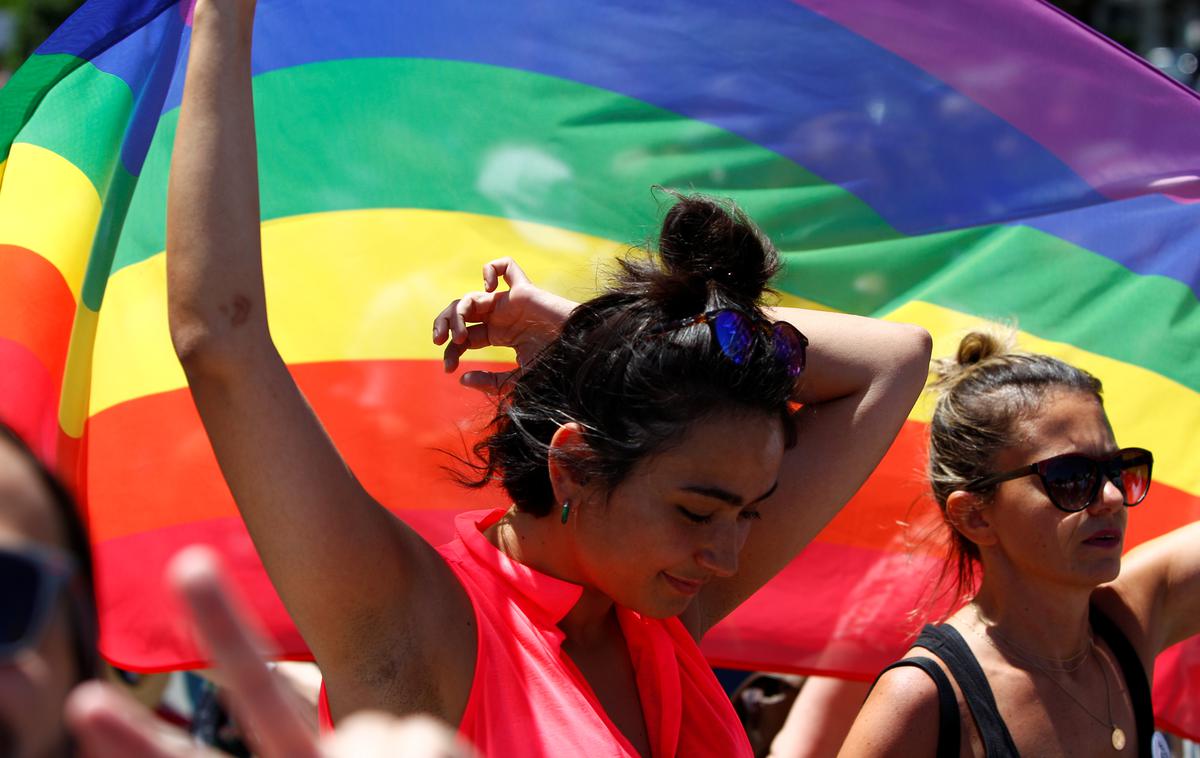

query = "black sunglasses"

[
  {"left": 965, "top": 447, "right": 1153, "bottom": 513},
  {"left": 0, "top": 545, "right": 75, "bottom": 660},
  {"left": 651, "top": 307, "right": 808, "bottom": 377}
]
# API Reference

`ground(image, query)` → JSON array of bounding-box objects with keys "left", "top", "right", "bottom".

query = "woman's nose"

[
  {"left": 697, "top": 525, "right": 741, "bottom": 578},
  {"left": 1087, "top": 475, "right": 1126, "bottom": 515}
]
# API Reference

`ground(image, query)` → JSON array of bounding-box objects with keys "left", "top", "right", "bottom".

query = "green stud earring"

[{"left": 560, "top": 500, "right": 571, "bottom": 524}]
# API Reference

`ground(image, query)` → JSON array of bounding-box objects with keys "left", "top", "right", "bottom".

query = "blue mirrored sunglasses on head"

[
  {"left": 651, "top": 306, "right": 808, "bottom": 377},
  {"left": 0, "top": 545, "right": 75, "bottom": 660}
]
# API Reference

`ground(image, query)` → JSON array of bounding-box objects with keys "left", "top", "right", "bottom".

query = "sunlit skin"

[
  {"left": 168, "top": 3, "right": 934, "bottom": 751},
  {"left": 970, "top": 389, "right": 1126, "bottom": 602},
  {"left": 486, "top": 408, "right": 786, "bottom": 624},
  {"left": 482, "top": 408, "right": 784, "bottom": 753},
  {"left": 841, "top": 387, "right": 1200, "bottom": 757},
  {"left": 935, "top": 390, "right": 1133, "bottom": 757},
  {"left": 0, "top": 443, "right": 77, "bottom": 758}
]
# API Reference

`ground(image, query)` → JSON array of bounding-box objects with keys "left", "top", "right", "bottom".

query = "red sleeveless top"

[{"left": 320, "top": 509, "right": 752, "bottom": 757}]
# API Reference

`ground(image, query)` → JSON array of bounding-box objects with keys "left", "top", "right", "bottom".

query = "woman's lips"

[
  {"left": 1082, "top": 529, "right": 1123, "bottom": 548},
  {"left": 662, "top": 573, "right": 705, "bottom": 595}
]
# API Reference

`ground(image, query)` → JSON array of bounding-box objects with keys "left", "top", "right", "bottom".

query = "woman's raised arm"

[
  {"left": 695, "top": 308, "right": 932, "bottom": 633},
  {"left": 1098, "top": 521, "right": 1200, "bottom": 662},
  {"left": 434, "top": 266, "right": 933, "bottom": 637},
  {"left": 166, "top": 0, "right": 473, "bottom": 720}
]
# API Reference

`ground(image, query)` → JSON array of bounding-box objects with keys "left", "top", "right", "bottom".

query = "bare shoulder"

[
  {"left": 863, "top": 659, "right": 944, "bottom": 720},
  {"left": 838, "top": 653, "right": 946, "bottom": 758}
]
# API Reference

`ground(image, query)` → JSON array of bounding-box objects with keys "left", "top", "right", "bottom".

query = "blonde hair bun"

[{"left": 931, "top": 328, "right": 1015, "bottom": 393}]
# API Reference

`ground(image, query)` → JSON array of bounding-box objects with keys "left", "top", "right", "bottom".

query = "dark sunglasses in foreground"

[
  {"left": 652, "top": 306, "right": 808, "bottom": 378},
  {"left": 966, "top": 447, "right": 1153, "bottom": 513},
  {"left": 0, "top": 545, "right": 75, "bottom": 660}
]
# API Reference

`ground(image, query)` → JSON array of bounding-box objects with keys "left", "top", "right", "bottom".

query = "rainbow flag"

[{"left": 3, "top": 0, "right": 1197, "bottom": 738}]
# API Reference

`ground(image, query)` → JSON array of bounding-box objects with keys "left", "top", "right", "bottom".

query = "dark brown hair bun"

[
  {"left": 455, "top": 190, "right": 795, "bottom": 519},
  {"left": 618, "top": 190, "right": 780, "bottom": 312}
]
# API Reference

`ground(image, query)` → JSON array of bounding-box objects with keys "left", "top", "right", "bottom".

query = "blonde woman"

[{"left": 841, "top": 333, "right": 1199, "bottom": 757}]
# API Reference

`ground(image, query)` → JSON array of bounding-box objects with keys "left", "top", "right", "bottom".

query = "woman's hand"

[
  {"left": 432, "top": 258, "right": 577, "bottom": 394},
  {"left": 65, "top": 547, "right": 474, "bottom": 758}
]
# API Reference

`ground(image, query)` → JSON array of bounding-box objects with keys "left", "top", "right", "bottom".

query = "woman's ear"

[
  {"left": 547, "top": 422, "right": 592, "bottom": 503},
  {"left": 946, "top": 490, "right": 997, "bottom": 547}
]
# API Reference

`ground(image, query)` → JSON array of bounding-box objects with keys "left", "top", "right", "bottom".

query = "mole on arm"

[{"left": 225, "top": 294, "right": 252, "bottom": 327}]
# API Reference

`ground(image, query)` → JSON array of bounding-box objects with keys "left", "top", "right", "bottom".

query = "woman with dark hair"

[
  {"left": 840, "top": 332, "right": 1200, "bottom": 758},
  {"left": 0, "top": 422, "right": 99, "bottom": 757},
  {"left": 166, "top": 1, "right": 931, "bottom": 754}
]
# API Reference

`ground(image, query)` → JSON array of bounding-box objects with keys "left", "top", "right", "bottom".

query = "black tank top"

[{"left": 872, "top": 606, "right": 1156, "bottom": 758}]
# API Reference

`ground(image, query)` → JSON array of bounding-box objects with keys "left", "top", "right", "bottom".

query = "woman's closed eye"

[
  {"left": 677, "top": 505, "right": 762, "bottom": 524},
  {"left": 678, "top": 506, "right": 713, "bottom": 524}
]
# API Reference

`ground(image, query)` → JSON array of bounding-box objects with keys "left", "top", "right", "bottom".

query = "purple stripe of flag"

[{"left": 801, "top": 0, "right": 1200, "bottom": 203}]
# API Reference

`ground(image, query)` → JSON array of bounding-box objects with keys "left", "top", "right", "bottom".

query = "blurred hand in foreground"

[{"left": 65, "top": 546, "right": 474, "bottom": 757}]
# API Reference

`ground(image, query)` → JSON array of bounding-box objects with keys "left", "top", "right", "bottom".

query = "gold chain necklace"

[
  {"left": 970, "top": 612, "right": 1126, "bottom": 751},
  {"left": 973, "top": 606, "right": 1091, "bottom": 672}
]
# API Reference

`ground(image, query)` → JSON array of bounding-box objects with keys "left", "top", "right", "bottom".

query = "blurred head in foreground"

[{"left": 0, "top": 423, "right": 98, "bottom": 758}]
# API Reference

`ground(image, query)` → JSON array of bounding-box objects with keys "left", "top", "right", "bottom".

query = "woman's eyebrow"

[
  {"left": 680, "top": 484, "right": 743, "bottom": 506},
  {"left": 751, "top": 480, "right": 779, "bottom": 504},
  {"left": 680, "top": 480, "right": 779, "bottom": 507}
]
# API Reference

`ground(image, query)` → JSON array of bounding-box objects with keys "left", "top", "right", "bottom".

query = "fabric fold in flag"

[{"left": 2, "top": 0, "right": 1197, "bottom": 741}]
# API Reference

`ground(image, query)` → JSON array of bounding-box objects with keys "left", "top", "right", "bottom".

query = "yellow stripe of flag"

[{"left": 90, "top": 208, "right": 1200, "bottom": 496}]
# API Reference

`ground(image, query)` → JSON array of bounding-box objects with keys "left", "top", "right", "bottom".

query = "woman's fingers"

[
  {"left": 459, "top": 368, "right": 518, "bottom": 395},
  {"left": 66, "top": 681, "right": 214, "bottom": 758},
  {"left": 443, "top": 323, "right": 521, "bottom": 393},
  {"left": 167, "top": 547, "right": 321, "bottom": 758},
  {"left": 434, "top": 259, "right": 539, "bottom": 381},
  {"left": 442, "top": 324, "right": 500, "bottom": 372},
  {"left": 481, "top": 257, "right": 530, "bottom": 293},
  {"left": 434, "top": 258, "right": 535, "bottom": 348},
  {"left": 431, "top": 299, "right": 459, "bottom": 346},
  {"left": 450, "top": 293, "right": 494, "bottom": 344},
  {"left": 432, "top": 292, "right": 500, "bottom": 346}
]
